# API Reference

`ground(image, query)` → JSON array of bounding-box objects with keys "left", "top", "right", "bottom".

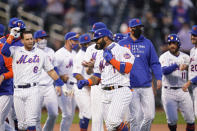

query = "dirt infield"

[{"left": 53, "top": 124, "right": 188, "bottom": 131}]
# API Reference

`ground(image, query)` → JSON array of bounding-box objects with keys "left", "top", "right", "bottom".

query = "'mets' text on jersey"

[{"left": 10, "top": 46, "right": 54, "bottom": 85}]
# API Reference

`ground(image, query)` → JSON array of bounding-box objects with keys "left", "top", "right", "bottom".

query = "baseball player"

[
  {"left": 0, "top": 43, "right": 14, "bottom": 131},
  {"left": 119, "top": 18, "right": 162, "bottom": 131},
  {"left": 183, "top": 25, "right": 197, "bottom": 119},
  {"left": 34, "top": 30, "right": 59, "bottom": 131},
  {"left": 77, "top": 28, "right": 135, "bottom": 131},
  {"left": 73, "top": 34, "right": 92, "bottom": 131},
  {"left": 55, "top": 32, "right": 79, "bottom": 131},
  {"left": 160, "top": 34, "right": 195, "bottom": 131},
  {"left": 82, "top": 22, "right": 107, "bottom": 131},
  {"left": 1, "top": 29, "right": 64, "bottom": 131}
]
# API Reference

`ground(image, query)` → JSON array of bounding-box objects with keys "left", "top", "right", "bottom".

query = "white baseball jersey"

[
  {"left": 38, "top": 47, "right": 56, "bottom": 86},
  {"left": 73, "top": 49, "right": 91, "bottom": 79},
  {"left": 159, "top": 51, "right": 190, "bottom": 87},
  {"left": 94, "top": 42, "right": 135, "bottom": 87},
  {"left": 189, "top": 47, "right": 197, "bottom": 80},
  {"left": 9, "top": 46, "right": 54, "bottom": 85},
  {"left": 83, "top": 44, "right": 102, "bottom": 62},
  {"left": 55, "top": 47, "right": 76, "bottom": 83},
  {"left": 83, "top": 44, "right": 104, "bottom": 131}
]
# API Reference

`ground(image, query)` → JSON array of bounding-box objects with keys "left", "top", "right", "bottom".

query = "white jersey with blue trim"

[
  {"left": 94, "top": 42, "right": 135, "bottom": 87},
  {"left": 189, "top": 47, "right": 197, "bottom": 80},
  {"left": 159, "top": 51, "right": 189, "bottom": 87},
  {"left": 9, "top": 46, "right": 54, "bottom": 86},
  {"left": 73, "top": 49, "right": 91, "bottom": 79},
  {"left": 38, "top": 47, "right": 56, "bottom": 86},
  {"left": 55, "top": 47, "right": 76, "bottom": 83}
]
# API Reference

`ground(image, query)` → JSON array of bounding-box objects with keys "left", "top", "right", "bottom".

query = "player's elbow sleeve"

[{"left": 124, "top": 62, "right": 133, "bottom": 74}]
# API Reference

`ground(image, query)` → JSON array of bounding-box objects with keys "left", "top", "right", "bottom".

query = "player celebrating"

[
  {"left": 77, "top": 28, "right": 135, "bottom": 131},
  {"left": 55, "top": 32, "right": 79, "bottom": 131},
  {"left": 119, "top": 18, "right": 162, "bottom": 131},
  {"left": 1, "top": 29, "right": 64, "bottom": 131},
  {"left": 73, "top": 34, "right": 92, "bottom": 131},
  {"left": 160, "top": 34, "right": 195, "bottom": 131},
  {"left": 82, "top": 22, "right": 107, "bottom": 131},
  {"left": 0, "top": 42, "right": 13, "bottom": 131},
  {"left": 183, "top": 25, "right": 197, "bottom": 119},
  {"left": 34, "top": 30, "right": 59, "bottom": 131}
]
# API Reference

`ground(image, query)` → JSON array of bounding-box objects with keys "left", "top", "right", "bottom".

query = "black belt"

[
  {"left": 15, "top": 83, "right": 37, "bottom": 88},
  {"left": 102, "top": 86, "right": 123, "bottom": 90},
  {"left": 65, "top": 81, "right": 75, "bottom": 85},
  {"left": 164, "top": 86, "right": 181, "bottom": 90}
]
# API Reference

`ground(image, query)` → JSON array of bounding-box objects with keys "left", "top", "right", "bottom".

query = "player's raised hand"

[
  {"left": 0, "top": 75, "right": 4, "bottom": 86},
  {"left": 156, "top": 80, "right": 162, "bottom": 89},
  {"left": 103, "top": 49, "right": 113, "bottom": 63},
  {"left": 56, "top": 86, "right": 62, "bottom": 96},
  {"left": 182, "top": 81, "right": 191, "bottom": 92},
  {"left": 10, "top": 27, "right": 20, "bottom": 37},
  {"left": 77, "top": 79, "right": 89, "bottom": 89}
]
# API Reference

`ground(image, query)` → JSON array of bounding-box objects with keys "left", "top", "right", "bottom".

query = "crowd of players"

[{"left": 0, "top": 16, "right": 197, "bottom": 131}]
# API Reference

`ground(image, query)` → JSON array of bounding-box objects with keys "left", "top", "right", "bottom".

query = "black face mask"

[
  {"left": 95, "top": 38, "right": 106, "bottom": 50},
  {"left": 133, "top": 28, "right": 142, "bottom": 39}
]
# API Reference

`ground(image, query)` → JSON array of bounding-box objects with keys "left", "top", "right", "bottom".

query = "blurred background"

[{"left": 0, "top": 0, "right": 197, "bottom": 107}]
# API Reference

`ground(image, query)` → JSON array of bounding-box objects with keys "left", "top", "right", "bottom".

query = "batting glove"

[
  {"left": 77, "top": 80, "right": 89, "bottom": 89},
  {"left": 10, "top": 27, "right": 20, "bottom": 37},
  {"left": 103, "top": 49, "right": 113, "bottom": 63}
]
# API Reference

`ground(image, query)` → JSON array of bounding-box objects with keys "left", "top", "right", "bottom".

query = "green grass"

[{"left": 41, "top": 110, "right": 197, "bottom": 124}]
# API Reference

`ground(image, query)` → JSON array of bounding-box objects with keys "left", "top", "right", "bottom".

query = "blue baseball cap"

[
  {"left": 190, "top": 25, "right": 197, "bottom": 36},
  {"left": 129, "top": 18, "right": 144, "bottom": 27},
  {"left": 0, "top": 24, "right": 5, "bottom": 36},
  {"left": 34, "top": 30, "right": 48, "bottom": 39},
  {"left": 79, "top": 34, "right": 91, "bottom": 44},
  {"left": 8, "top": 17, "right": 19, "bottom": 28},
  {"left": 113, "top": 33, "right": 125, "bottom": 42},
  {"left": 92, "top": 28, "right": 113, "bottom": 41},
  {"left": 89, "top": 22, "right": 107, "bottom": 33},
  {"left": 167, "top": 34, "right": 181, "bottom": 47},
  {"left": 64, "top": 32, "right": 79, "bottom": 41}
]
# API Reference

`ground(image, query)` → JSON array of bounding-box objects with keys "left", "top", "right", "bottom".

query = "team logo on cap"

[
  {"left": 84, "top": 36, "right": 88, "bottom": 40},
  {"left": 136, "top": 19, "right": 140, "bottom": 23},
  {"left": 124, "top": 53, "right": 131, "bottom": 59},
  {"left": 42, "top": 31, "right": 46, "bottom": 34},
  {"left": 194, "top": 27, "right": 197, "bottom": 31},
  {"left": 170, "top": 36, "right": 174, "bottom": 40}
]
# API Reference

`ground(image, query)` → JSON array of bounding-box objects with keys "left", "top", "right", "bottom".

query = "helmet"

[
  {"left": 167, "top": 34, "right": 181, "bottom": 47},
  {"left": 113, "top": 33, "right": 125, "bottom": 42},
  {"left": 89, "top": 22, "right": 107, "bottom": 33},
  {"left": 92, "top": 28, "right": 113, "bottom": 41},
  {"left": 11, "top": 20, "right": 26, "bottom": 30},
  {"left": 8, "top": 17, "right": 19, "bottom": 28}
]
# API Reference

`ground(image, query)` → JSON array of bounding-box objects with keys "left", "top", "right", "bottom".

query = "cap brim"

[{"left": 70, "top": 37, "right": 79, "bottom": 41}]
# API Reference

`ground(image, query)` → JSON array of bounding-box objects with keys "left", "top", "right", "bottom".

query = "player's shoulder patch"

[{"left": 124, "top": 53, "right": 131, "bottom": 59}]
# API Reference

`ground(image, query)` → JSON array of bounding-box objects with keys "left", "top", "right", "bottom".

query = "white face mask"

[
  {"left": 14, "top": 32, "right": 20, "bottom": 39},
  {"left": 37, "top": 39, "right": 47, "bottom": 49}
]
